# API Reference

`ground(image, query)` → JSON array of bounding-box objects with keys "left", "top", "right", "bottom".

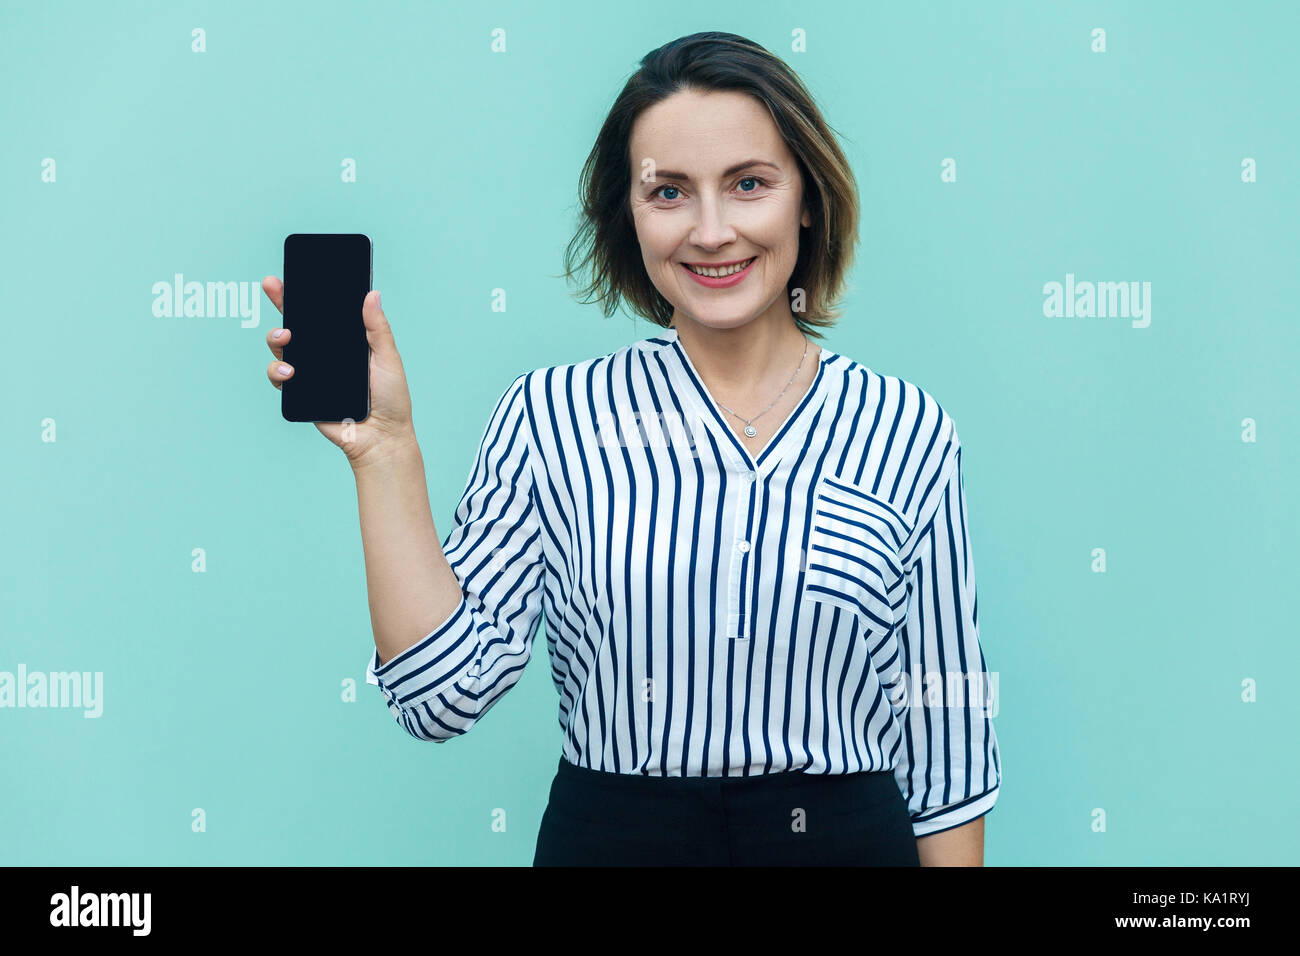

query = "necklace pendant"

[{"left": 744, "top": 424, "right": 757, "bottom": 437}]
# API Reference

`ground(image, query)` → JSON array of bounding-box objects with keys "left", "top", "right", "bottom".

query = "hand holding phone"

[{"left": 263, "top": 234, "right": 418, "bottom": 466}]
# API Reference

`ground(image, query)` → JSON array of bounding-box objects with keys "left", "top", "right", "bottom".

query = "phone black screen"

[{"left": 280, "top": 233, "right": 371, "bottom": 423}]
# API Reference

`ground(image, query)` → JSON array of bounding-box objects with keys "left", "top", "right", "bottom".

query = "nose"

[{"left": 688, "top": 193, "right": 737, "bottom": 249}]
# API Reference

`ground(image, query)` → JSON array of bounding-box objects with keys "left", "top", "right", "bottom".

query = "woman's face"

[{"left": 628, "top": 88, "right": 812, "bottom": 333}]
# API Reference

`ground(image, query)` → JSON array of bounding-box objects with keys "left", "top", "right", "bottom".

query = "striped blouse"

[{"left": 365, "top": 325, "right": 1002, "bottom": 837}]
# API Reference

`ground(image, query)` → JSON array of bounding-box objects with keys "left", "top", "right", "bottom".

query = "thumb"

[{"left": 361, "top": 290, "right": 398, "bottom": 359}]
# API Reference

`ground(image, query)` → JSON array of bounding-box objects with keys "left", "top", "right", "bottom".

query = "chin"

[{"left": 674, "top": 312, "right": 759, "bottom": 331}]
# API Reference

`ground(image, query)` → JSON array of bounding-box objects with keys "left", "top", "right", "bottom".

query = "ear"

[{"left": 801, "top": 205, "right": 812, "bottom": 228}]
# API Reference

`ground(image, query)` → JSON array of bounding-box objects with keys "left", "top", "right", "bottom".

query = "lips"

[
  {"left": 680, "top": 255, "right": 758, "bottom": 288},
  {"left": 682, "top": 256, "right": 756, "bottom": 276}
]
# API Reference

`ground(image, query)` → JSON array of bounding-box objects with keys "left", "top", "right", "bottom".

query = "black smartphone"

[{"left": 280, "top": 233, "right": 372, "bottom": 423}]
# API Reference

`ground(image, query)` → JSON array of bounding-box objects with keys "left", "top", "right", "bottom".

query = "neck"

[{"left": 670, "top": 313, "right": 810, "bottom": 396}]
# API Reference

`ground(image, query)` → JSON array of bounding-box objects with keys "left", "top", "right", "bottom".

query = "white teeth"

[{"left": 686, "top": 257, "right": 754, "bottom": 277}]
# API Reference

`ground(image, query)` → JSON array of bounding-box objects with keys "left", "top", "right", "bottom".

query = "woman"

[{"left": 262, "top": 32, "right": 1001, "bottom": 866}]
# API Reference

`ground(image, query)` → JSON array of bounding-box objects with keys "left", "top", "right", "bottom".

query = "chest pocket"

[{"left": 803, "top": 474, "right": 914, "bottom": 637}]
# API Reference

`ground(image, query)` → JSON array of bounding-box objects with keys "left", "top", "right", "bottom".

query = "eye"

[{"left": 649, "top": 175, "right": 770, "bottom": 202}]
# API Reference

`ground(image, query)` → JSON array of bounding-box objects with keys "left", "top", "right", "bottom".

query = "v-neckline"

[{"left": 658, "top": 326, "right": 831, "bottom": 474}]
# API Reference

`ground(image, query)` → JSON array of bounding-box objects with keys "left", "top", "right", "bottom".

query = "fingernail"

[
  {"left": 375, "top": 290, "right": 381, "bottom": 309},
  {"left": 278, "top": 364, "right": 290, "bottom": 376},
  {"left": 273, "top": 328, "right": 284, "bottom": 339}
]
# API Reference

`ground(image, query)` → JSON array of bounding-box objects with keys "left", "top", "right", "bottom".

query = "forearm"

[
  {"left": 351, "top": 433, "right": 463, "bottom": 667},
  {"left": 915, "top": 815, "right": 985, "bottom": 866}
]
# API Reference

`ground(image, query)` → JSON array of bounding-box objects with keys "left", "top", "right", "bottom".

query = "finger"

[
  {"left": 361, "top": 290, "right": 400, "bottom": 365},
  {"left": 262, "top": 275, "right": 284, "bottom": 316},
  {"left": 267, "top": 325, "right": 291, "bottom": 360},
  {"left": 267, "top": 359, "right": 293, "bottom": 390}
]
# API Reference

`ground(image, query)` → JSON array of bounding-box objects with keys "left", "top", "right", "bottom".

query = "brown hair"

[{"left": 561, "top": 31, "right": 860, "bottom": 339}]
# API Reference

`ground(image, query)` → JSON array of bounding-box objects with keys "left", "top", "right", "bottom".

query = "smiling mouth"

[{"left": 682, "top": 256, "right": 757, "bottom": 277}]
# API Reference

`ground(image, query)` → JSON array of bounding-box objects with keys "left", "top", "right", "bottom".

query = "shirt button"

[
  {"left": 744, "top": 471, "right": 757, "bottom": 483},
  {"left": 738, "top": 540, "right": 750, "bottom": 553}
]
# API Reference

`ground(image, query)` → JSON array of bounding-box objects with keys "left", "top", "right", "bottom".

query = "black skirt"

[{"left": 533, "top": 755, "right": 920, "bottom": 866}]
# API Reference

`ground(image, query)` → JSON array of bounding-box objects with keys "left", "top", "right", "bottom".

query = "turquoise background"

[{"left": 2, "top": 0, "right": 1296, "bottom": 865}]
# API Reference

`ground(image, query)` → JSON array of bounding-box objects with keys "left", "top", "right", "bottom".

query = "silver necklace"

[{"left": 713, "top": 335, "right": 810, "bottom": 438}]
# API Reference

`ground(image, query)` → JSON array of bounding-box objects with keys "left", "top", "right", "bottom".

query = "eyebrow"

[{"left": 644, "top": 159, "right": 781, "bottom": 183}]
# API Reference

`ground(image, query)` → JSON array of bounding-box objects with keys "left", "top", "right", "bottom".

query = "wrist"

[{"left": 349, "top": 430, "right": 422, "bottom": 473}]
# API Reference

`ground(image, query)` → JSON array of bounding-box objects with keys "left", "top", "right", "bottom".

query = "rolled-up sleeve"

[
  {"left": 364, "top": 372, "right": 547, "bottom": 742},
  {"left": 891, "top": 427, "right": 1002, "bottom": 838}
]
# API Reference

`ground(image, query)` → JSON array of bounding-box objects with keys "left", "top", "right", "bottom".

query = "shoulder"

[
  {"left": 823, "top": 361, "right": 972, "bottom": 560},
  {"left": 824, "top": 351, "right": 962, "bottom": 455},
  {"left": 512, "top": 335, "right": 665, "bottom": 403},
  {"left": 818, "top": 354, "right": 968, "bottom": 553}
]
